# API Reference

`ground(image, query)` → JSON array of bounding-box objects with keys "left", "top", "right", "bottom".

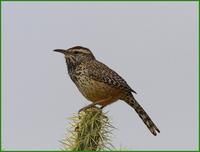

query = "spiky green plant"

[{"left": 62, "top": 107, "right": 114, "bottom": 151}]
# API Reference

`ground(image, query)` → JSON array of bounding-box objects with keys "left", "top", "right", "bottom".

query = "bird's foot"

[{"left": 78, "top": 103, "right": 100, "bottom": 113}]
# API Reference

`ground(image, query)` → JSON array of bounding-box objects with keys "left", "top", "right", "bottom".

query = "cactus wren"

[{"left": 54, "top": 46, "right": 160, "bottom": 136}]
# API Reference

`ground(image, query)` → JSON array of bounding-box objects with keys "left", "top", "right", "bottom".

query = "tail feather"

[{"left": 122, "top": 94, "right": 160, "bottom": 136}]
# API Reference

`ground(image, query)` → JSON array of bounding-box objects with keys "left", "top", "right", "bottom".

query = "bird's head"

[{"left": 54, "top": 46, "right": 95, "bottom": 67}]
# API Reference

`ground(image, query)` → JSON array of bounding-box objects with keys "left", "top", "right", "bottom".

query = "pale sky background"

[{"left": 2, "top": 2, "right": 198, "bottom": 150}]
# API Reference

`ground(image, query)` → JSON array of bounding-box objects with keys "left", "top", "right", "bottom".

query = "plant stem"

[{"left": 62, "top": 107, "right": 113, "bottom": 151}]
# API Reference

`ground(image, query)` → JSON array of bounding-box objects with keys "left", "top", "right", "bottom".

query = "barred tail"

[{"left": 122, "top": 94, "right": 160, "bottom": 136}]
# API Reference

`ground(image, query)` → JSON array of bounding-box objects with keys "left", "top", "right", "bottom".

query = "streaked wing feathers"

[{"left": 86, "top": 60, "right": 136, "bottom": 94}]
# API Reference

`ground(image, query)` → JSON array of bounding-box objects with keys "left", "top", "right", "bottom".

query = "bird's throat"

[{"left": 65, "top": 57, "right": 76, "bottom": 74}]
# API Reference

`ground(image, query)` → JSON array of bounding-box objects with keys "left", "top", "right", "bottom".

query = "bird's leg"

[
  {"left": 78, "top": 102, "right": 99, "bottom": 113},
  {"left": 78, "top": 97, "right": 112, "bottom": 113}
]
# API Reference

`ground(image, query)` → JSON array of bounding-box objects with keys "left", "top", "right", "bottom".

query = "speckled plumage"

[{"left": 54, "top": 46, "right": 160, "bottom": 136}]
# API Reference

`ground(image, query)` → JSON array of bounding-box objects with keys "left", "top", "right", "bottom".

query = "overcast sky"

[{"left": 2, "top": 2, "right": 198, "bottom": 150}]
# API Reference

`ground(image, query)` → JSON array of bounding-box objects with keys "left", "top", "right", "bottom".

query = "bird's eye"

[{"left": 74, "top": 51, "right": 79, "bottom": 54}]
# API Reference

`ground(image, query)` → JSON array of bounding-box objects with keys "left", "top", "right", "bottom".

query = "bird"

[{"left": 54, "top": 46, "right": 160, "bottom": 136}]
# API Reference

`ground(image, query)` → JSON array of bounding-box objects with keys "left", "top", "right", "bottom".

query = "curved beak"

[{"left": 53, "top": 49, "right": 67, "bottom": 54}]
